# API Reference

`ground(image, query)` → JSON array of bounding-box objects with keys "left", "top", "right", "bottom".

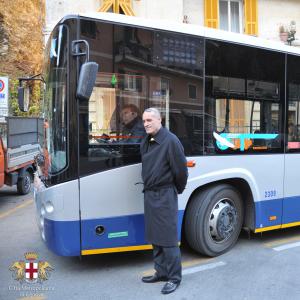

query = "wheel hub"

[
  {"left": 209, "top": 199, "right": 237, "bottom": 242},
  {"left": 24, "top": 176, "right": 31, "bottom": 191}
]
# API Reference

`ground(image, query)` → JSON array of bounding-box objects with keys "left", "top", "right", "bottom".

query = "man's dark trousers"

[{"left": 153, "top": 244, "right": 182, "bottom": 283}]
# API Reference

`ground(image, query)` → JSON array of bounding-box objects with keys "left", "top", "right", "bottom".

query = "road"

[{"left": 1, "top": 186, "right": 300, "bottom": 300}]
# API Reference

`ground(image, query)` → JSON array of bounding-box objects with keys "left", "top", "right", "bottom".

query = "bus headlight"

[{"left": 45, "top": 201, "right": 54, "bottom": 213}]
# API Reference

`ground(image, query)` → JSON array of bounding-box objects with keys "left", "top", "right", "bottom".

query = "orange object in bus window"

[
  {"left": 252, "top": 146, "right": 268, "bottom": 150},
  {"left": 43, "top": 148, "right": 50, "bottom": 177},
  {"left": 234, "top": 138, "right": 252, "bottom": 150}
]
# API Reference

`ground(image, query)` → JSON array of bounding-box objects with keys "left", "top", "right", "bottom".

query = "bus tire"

[
  {"left": 185, "top": 184, "right": 243, "bottom": 257},
  {"left": 17, "top": 171, "right": 31, "bottom": 195}
]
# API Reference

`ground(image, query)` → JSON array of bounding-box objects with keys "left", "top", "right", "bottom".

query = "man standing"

[{"left": 140, "top": 108, "right": 188, "bottom": 295}]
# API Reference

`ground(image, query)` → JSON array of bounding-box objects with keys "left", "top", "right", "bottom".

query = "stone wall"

[{"left": 259, "top": 0, "right": 300, "bottom": 44}]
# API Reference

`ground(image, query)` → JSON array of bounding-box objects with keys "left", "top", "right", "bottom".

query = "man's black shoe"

[
  {"left": 161, "top": 281, "right": 180, "bottom": 294},
  {"left": 142, "top": 273, "right": 167, "bottom": 283}
]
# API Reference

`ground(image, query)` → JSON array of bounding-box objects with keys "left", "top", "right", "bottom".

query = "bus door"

[
  {"left": 283, "top": 149, "right": 300, "bottom": 227},
  {"left": 283, "top": 78, "right": 300, "bottom": 227},
  {"left": 255, "top": 99, "right": 285, "bottom": 230},
  {"left": 78, "top": 72, "right": 170, "bottom": 253}
]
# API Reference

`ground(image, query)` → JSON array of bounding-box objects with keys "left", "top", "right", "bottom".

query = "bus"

[{"left": 32, "top": 12, "right": 300, "bottom": 257}]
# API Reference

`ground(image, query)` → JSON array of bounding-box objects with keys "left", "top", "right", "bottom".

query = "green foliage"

[{"left": 8, "top": 77, "right": 41, "bottom": 117}]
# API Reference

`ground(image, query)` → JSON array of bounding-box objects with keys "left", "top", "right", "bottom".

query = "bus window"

[
  {"left": 43, "top": 25, "right": 68, "bottom": 174},
  {"left": 287, "top": 55, "right": 300, "bottom": 151},
  {"left": 153, "top": 31, "right": 204, "bottom": 155},
  {"left": 79, "top": 21, "right": 204, "bottom": 176},
  {"left": 204, "top": 40, "right": 284, "bottom": 154}
]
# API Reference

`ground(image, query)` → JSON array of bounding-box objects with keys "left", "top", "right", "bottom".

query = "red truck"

[{"left": 0, "top": 117, "right": 41, "bottom": 195}]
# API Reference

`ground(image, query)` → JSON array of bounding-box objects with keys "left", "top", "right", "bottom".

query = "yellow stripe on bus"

[
  {"left": 255, "top": 225, "right": 281, "bottom": 233},
  {"left": 255, "top": 221, "right": 300, "bottom": 233},
  {"left": 81, "top": 244, "right": 153, "bottom": 255},
  {"left": 281, "top": 221, "right": 300, "bottom": 229}
]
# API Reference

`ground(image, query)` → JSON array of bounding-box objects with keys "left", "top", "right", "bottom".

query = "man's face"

[
  {"left": 120, "top": 108, "right": 137, "bottom": 125},
  {"left": 143, "top": 111, "right": 162, "bottom": 135}
]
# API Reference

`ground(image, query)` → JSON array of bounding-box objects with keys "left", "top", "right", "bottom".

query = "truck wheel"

[
  {"left": 17, "top": 171, "right": 31, "bottom": 195},
  {"left": 185, "top": 184, "right": 243, "bottom": 257}
]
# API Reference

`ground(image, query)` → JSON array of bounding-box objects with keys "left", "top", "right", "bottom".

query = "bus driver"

[{"left": 120, "top": 104, "right": 146, "bottom": 143}]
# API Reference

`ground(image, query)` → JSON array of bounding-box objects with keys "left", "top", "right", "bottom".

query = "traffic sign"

[{"left": 0, "top": 76, "right": 8, "bottom": 121}]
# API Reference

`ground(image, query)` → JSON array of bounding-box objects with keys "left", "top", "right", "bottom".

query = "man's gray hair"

[{"left": 144, "top": 107, "right": 161, "bottom": 119}]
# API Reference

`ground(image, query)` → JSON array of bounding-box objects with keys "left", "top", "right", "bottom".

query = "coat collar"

[{"left": 149, "top": 127, "right": 167, "bottom": 144}]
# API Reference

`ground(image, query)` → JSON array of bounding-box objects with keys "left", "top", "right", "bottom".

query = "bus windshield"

[{"left": 43, "top": 25, "right": 68, "bottom": 174}]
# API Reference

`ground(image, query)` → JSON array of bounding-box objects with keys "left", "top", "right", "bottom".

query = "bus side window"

[{"left": 287, "top": 55, "right": 300, "bottom": 151}]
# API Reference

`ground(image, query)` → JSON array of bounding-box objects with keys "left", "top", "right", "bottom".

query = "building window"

[
  {"left": 125, "top": 73, "right": 137, "bottom": 91},
  {"left": 219, "top": 0, "right": 243, "bottom": 33},
  {"left": 188, "top": 84, "right": 197, "bottom": 99}
]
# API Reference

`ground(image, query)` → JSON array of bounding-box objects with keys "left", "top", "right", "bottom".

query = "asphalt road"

[{"left": 1, "top": 185, "right": 300, "bottom": 300}]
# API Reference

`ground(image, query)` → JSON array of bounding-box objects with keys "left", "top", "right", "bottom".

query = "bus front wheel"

[{"left": 185, "top": 184, "right": 243, "bottom": 257}]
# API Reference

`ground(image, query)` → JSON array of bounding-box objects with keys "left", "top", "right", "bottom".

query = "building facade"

[{"left": 46, "top": 0, "right": 300, "bottom": 45}]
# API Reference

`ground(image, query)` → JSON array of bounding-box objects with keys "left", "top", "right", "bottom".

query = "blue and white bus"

[{"left": 33, "top": 12, "right": 300, "bottom": 257}]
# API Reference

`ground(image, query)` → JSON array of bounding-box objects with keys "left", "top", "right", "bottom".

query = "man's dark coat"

[{"left": 140, "top": 127, "right": 188, "bottom": 247}]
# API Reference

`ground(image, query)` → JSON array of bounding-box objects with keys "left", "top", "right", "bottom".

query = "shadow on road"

[{"left": 0, "top": 185, "right": 33, "bottom": 210}]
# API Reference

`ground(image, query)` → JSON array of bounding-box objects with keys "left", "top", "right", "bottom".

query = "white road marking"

[
  {"left": 273, "top": 241, "right": 300, "bottom": 251},
  {"left": 183, "top": 261, "right": 226, "bottom": 275}
]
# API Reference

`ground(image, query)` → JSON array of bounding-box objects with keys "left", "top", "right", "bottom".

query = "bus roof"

[{"left": 66, "top": 12, "right": 300, "bottom": 56}]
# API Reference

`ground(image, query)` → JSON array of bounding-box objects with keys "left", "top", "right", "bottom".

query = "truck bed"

[{"left": 6, "top": 143, "right": 41, "bottom": 170}]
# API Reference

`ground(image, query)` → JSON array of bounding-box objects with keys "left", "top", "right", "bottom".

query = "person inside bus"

[
  {"left": 140, "top": 107, "right": 188, "bottom": 295},
  {"left": 119, "top": 104, "right": 146, "bottom": 143},
  {"left": 288, "top": 122, "right": 297, "bottom": 142}
]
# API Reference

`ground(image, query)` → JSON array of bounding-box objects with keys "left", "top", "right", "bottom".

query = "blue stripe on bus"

[
  {"left": 255, "top": 198, "right": 282, "bottom": 228},
  {"left": 44, "top": 218, "right": 81, "bottom": 256},
  {"left": 255, "top": 196, "right": 300, "bottom": 228},
  {"left": 43, "top": 211, "right": 184, "bottom": 256},
  {"left": 282, "top": 195, "right": 300, "bottom": 224},
  {"left": 43, "top": 196, "right": 300, "bottom": 256},
  {"left": 81, "top": 211, "right": 184, "bottom": 251}
]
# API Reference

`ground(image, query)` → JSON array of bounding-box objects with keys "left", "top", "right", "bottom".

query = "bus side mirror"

[
  {"left": 18, "top": 86, "right": 30, "bottom": 112},
  {"left": 76, "top": 62, "right": 99, "bottom": 101}
]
